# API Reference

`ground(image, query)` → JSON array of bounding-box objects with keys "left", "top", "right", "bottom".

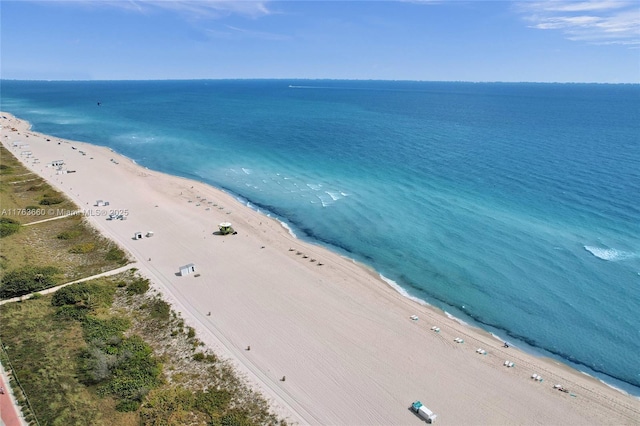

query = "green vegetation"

[
  {"left": 106, "top": 246, "right": 127, "bottom": 264},
  {"left": 57, "top": 229, "right": 83, "bottom": 240},
  {"left": 51, "top": 280, "right": 116, "bottom": 310},
  {"left": 187, "top": 326, "right": 196, "bottom": 339},
  {"left": 77, "top": 318, "right": 161, "bottom": 412},
  {"left": 38, "top": 197, "right": 63, "bottom": 205},
  {"left": 0, "top": 280, "right": 138, "bottom": 425},
  {"left": 0, "top": 217, "right": 20, "bottom": 237},
  {"left": 148, "top": 298, "right": 171, "bottom": 321},
  {"left": 69, "top": 242, "right": 97, "bottom": 254},
  {"left": 126, "top": 277, "right": 150, "bottom": 295},
  {"left": 0, "top": 265, "right": 60, "bottom": 298}
]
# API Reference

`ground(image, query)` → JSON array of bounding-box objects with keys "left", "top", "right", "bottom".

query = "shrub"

[
  {"left": 139, "top": 387, "right": 197, "bottom": 424},
  {"left": 78, "top": 345, "right": 116, "bottom": 384},
  {"left": 52, "top": 281, "right": 115, "bottom": 310},
  {"left": 57, "top": 229, "right": 82, "bottom": 240},
  {"left": 82, "top": 316, "right": 130, "bottom": 344},
  {"left": 69, "top": 242, "right": 96, "bottom": 254},
  {"left": 93, "top": 335, "right": 162, "bottom": 411},
  {"left": 39, "top": 195, "right": 64, "bottom": 205},
  {"left": 220, "top": 411, "right": 252, "bottom": 426},
  {"left": 55, "top": 304, "right": 90, "bottom": 321},
  {"left": 0, "top": 217, "right": 20, "bottom": 238},
  {"left": 126, "top": 278, "right": 149, "bottom": 295},
  {"left": 0, "top": 266, "right": 59, "bottom": 298},
  {"left": 52, "top": 283, "right": 90, "bottom": 306},
  {"left": 149, "top": 299, "right": 171, "bottom": 321},
  {"left": 106, "top": 247, "right": 127, "bottom": 264},
  {"left": 187, "top": 327, "right": 196, "bottom": 339},
  {"left": 192, "top": 352, "right": 205, "bottom": 362},
  {"left": 78, "top": 330, "right": 162, "bottom": 412},
  {"left": 194, "top": 389, "right": 232, "bottom": 417}
]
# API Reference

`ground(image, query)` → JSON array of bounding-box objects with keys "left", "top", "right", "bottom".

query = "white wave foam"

[
  {"left": 445, "top": 311, "right": 469, "bottom": 326},
  {"left": 317, "top": 195, "right": 331, "bottom": 207},
  {"left": 379, "top": 274, "right": 430, "bottom": 307},
  {"left": 241, "top": 168, "right": 252, "bottom": 175},
  {"left": 584, "top": 246, "right": 638, "bottom": 262},
  {"left": 279, "top": 220, "right": 296, "bottom": 238},
  {"left": 306, "top": 183, "right": 322, "bottom": 191},
  {"left": 326, "top": 191, "right": 342, "bottom": 201}
]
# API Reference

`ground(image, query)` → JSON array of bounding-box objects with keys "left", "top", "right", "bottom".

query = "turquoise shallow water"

[{"left": 2, "top": 80, "right": 639, "bottom": 394}]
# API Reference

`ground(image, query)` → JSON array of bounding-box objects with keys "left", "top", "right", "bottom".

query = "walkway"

[
  {"left": 21, "top": 211, "right": 80, "bottom": 227},
  {"left": 0, "top": 362, "right": 28, "bottom": 426},
  {"left": 0, "top": 264, "right": 135, "bottom": 306}
]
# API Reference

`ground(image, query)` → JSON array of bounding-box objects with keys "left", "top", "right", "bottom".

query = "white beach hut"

[
  {"left": 133, "top": 232, "right": 143, "bottom": 240},
  {"left": 179, "top": 263, "right": 196, "bottom": 276}
]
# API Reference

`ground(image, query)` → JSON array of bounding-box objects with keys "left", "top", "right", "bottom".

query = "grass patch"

[
  {"left": 69, "top": 242, "right": 97, "bottom": 254},
  {"left": 0, "top": 147, "right": 131, "bottom": 289},
  {"left": 0, "top": 214, "right": 131, "bottom": 290},
  {"left": 0, "top": 265, "right": 60, "bottom": 298},
  {"left": 106, "top": 246, "right": 127, "bottom": 264},
  {"left": 149, "top": 298, "right": 171, "bottom": 322},
  {"left": 57, "top": 229, "right": 83, "bottom": 240},
  {"left": 0, "top": 217, "right": 20, "bottom": 238},
  {"left": 52, "top": 280, "right": 116, "bottom": 310},
  {"left": 38, "top": 194, "right": 65, "bottom": 205},
  {"left": 0, "top": 145, "right": 76, "bottom": 223},
  {"left": 126, "top": 277, "right": 150, "bottom": 295}
]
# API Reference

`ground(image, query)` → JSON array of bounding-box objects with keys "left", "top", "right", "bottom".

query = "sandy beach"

[{"left": 2, "top": 112, "right": 639, "bottom": 425}]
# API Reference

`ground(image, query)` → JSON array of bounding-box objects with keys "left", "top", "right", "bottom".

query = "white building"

[{"left": 179, "top": 263, "right": 196, "bottom": 276}]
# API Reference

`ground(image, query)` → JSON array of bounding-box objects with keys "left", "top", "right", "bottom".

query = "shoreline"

[{"left": 2, "top": 111, "right": 639, "bottom": 424}]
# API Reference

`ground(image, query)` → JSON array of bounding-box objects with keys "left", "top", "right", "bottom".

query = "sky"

[{"left": 1, "top": 0, "right": 639, "bottom": 83}]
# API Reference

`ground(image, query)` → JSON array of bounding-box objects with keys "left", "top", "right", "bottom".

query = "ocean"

[{"left": 1, "top": 80, "right": 639, "bottom": 395}]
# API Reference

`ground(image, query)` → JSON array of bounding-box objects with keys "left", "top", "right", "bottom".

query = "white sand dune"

[{"left": 2, "top": 113, "right": 639, "bottom": 425}]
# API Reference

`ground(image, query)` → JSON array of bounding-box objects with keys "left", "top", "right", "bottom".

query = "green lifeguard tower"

[{"left": 218, "top": 222, "right": 234, "bottom": 235}]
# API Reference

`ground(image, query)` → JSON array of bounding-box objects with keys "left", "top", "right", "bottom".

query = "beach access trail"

[{"left": 2, "top": 113, "right": 639, "bottom": 425}]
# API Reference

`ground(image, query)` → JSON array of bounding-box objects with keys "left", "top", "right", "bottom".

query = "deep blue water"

[{"left": 2, "top": 80, "right": 639, "bottom": 395}]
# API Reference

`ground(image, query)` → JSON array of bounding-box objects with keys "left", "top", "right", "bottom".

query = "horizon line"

[{"left": 2, "top": 78, "right": 639, "bottom": 85}]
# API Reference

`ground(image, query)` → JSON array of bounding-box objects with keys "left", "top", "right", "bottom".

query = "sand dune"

[{"left": 2, "top": 112, "right": 638, "bottom": 425}]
